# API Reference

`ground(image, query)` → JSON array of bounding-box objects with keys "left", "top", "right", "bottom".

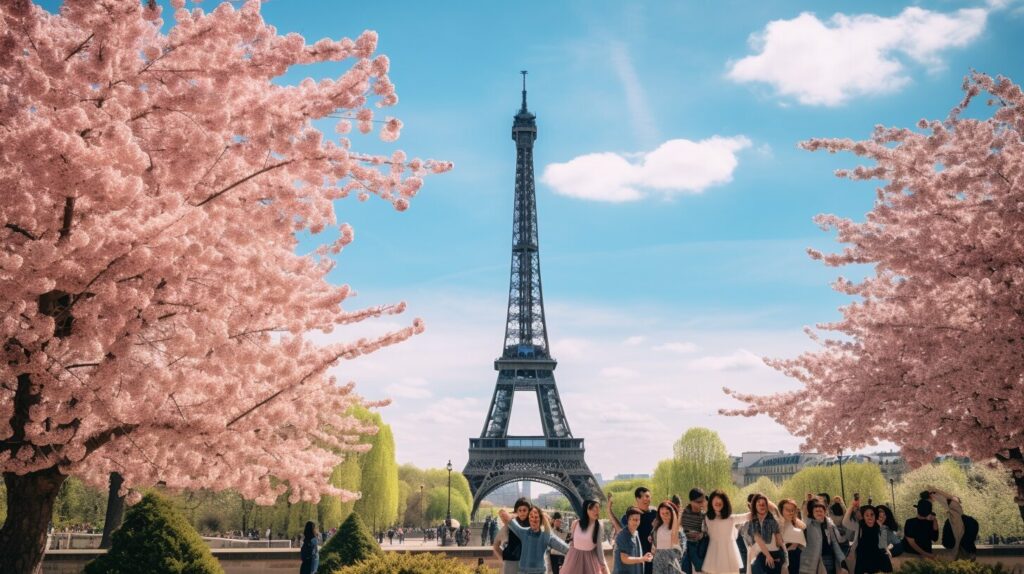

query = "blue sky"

[{"left": 41, "top": 0, "right": 1024, "bottom": 478}]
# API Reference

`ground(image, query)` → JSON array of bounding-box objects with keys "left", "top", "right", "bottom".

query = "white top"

[
  {"left": 781, "top": 521, "right": 807, "bottom": 547},
  {"left": 573, "top": 521, "right": 598, "bottom": 552},
  {"left": 655, "top": 525, "right": 676, "bottom": 550}
]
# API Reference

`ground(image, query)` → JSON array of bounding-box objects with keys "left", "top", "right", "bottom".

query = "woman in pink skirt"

[{"left": 562, "top": 499, "right": 610, "bottom": 574}]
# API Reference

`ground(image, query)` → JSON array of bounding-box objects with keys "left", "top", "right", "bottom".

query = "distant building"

[
  {"left": 612, "top": 473, "right": 651, "bottom": 482},
  {"left": 739, "top": 452, "right": 827, "bottom": 485},
  {"left": 536, "top": 490, "right": 568, "bottom": 509},
  {"left": 808, "top": 452, "right": 908, "bottom": 483},
  {"left": 483, "top": 482, "right": 524, "bottom": 507},
  {"left": 807, "top": 452, "right": 970, "bottom": 483}
]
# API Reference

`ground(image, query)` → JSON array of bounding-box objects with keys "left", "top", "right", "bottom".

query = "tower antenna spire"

[{"left": 520, "top": 70, "right": 528, "bottom": 111}]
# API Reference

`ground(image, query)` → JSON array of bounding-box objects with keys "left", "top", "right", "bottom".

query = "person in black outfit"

[
  {"left": 902, "top": 499, "right": 938, "bottom": 559},
  {"left": 494, "top": 497, "right": 531, "bottom": 573},
  {"left": 852, "top": 505, "right": 887, "bottom": 574},
  {"left": 299, "top": 521, "right": 319, "bottom": 574}
]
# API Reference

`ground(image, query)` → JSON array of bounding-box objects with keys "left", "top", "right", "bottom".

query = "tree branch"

[
  {"left": 64, "top": 32, "right": 94, "bottom": 62},
  {"left": 83, "top": 423, "right": 139, "bottom": 456},
  {"left": 195, "top": 159, "right": 293, "bottom": 207},
  {"left": 5, "top": 222, "right": 37, "bottom": 240},
  {"left": 59, "top": 197, "right": 75, "bottom": 241}
]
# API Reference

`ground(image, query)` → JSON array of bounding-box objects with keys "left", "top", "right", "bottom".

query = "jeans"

[
  {"left": 787, "top": 548, "right": 802, "bottom": 574},
  {"left": 752, "top": 552, "right": 785, "bottom": 574}
]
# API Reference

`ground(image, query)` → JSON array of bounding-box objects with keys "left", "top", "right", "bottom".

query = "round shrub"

[
  {"left": 896, "top": 560, "right": 1010, "bottom": 574},
  {"left": 317, "top": 512, "right": 381, "bottom": 574},
  {"left": 85, "top": 492, "right": 223, "bottom": 574},
  {"left": 331, "top": 552, "right": 496, "bottom": 574}
]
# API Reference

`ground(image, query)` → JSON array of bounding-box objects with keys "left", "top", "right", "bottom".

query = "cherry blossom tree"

[
  {"left": 0, "top": 0, "right": 449, "bottom": 571},
  {"left": 723, "top": 73, "right": 1024, "bottom": 526}
]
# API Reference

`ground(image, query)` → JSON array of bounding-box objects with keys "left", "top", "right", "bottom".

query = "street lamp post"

[
  {"left": 419, "top": 484, "right": 425, "bottom": 544},
  {"left": 838, "top": 449, "right": 847, "bottom": 502},
  {"left": 444, "top": 460, "right": 453, "bottom": 546}
]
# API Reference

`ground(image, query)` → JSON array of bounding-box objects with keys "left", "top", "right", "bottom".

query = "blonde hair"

[{"left": 778, "top": 498, "right": 806, "bottom": 529}]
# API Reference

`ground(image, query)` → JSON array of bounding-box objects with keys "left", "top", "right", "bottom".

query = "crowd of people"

[{"left": 488, "top": 485, "right": 979, "bottom": 574}]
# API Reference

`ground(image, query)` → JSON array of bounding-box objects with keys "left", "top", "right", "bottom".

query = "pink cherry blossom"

[
  {"left": 0, "top": 0, "right": 448, "bottom": 569},
  {"left": 722, "top": 73, "right": 1024, "bottom": 524}
]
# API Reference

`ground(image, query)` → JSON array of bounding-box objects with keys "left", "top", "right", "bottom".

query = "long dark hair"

[
  {"left": 302, "top": 520, "right": 317, "bottom": 544},
  {"left": 577, "top": 499, "right": 601, "bottom": 545},
  {"left": 707, "top": 490, "right": 732, "bottom": 520},
  {"left": 875, "top": 504, "right": 898, "bottom": 531}
]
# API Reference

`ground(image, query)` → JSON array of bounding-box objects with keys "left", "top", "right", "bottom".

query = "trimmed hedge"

[
  {"left": 317, "top": 511, "right": 381, "bottom": 574},
  {"left": 85, "top": 492, "right": 223, "bottom": 574},
  {"left": 331, "top": 552, "right": 497, "bottom": 574},
  {"left": 896, "top": 560, "right": 1011, "bottom": 574}
]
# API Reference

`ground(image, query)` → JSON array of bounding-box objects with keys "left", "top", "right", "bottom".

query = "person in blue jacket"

[{"left": 499, "top": 504, "right": 570, "bottom": 574}]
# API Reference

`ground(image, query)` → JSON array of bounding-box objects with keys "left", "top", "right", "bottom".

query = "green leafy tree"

[
  {"left": 779, "top": 463, "right": 886, "bottom": 508},
  {"left": 353, "top": 409, "right": 399, "bottom": 529},
  {"left": 397, "top": 464, "right": 473, "bottom": 527},
  {"left": 319, "top": 455, "right": 363, "bottom": 531},
  {"left": 396, "top": 481, "right": 410, "bottom": 526},
  {"left": 318, "top": 512, "right": 382, "bottom": 574},
  {"left": 650, "top": 428, "right": 733, "bottom": 502},
  {"left": 896, "top": 461, "right": 1024, "bottom": 540},
  {"left": 53, "top": 477, "right": 107, "bottom": 529},
  {"left": 287, "top": 501, "right": 319, "bottom": 540},
  {"left": 604, "top": 478, "right": 649, "bottom": 519},
  {"left": 964, "top": 464, "right": 1024, "bottom": 539},
  {"left": 740, "top": 477, "right": 782, "bottom": 505},
  {"left": 84, "top": 493, "right": 222, "bottom": 574},
  {"left": 426, "top": 487, "right": 469, "bottom": 525}
]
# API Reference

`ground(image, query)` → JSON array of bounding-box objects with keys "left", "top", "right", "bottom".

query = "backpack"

[{"left": 941, "top": 515, "right": 978, "bottom": 552}]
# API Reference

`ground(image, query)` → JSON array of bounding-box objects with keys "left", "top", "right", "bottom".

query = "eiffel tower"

[{"left": 463, "top": 72, "right": 602, "bottom": 518}]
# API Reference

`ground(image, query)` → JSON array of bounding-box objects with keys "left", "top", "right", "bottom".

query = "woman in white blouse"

[{"left": 778, "top": 499, "right": 806, "bottom": 574}]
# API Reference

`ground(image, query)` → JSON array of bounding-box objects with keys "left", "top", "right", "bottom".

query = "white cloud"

[
  {"left": 654, "top": 341, "right": 699, "bottom": 354},
  {"left": 542, "top": 136, "right": 751, "bottom": 203},
  {"left": 599, "top": 366, "right": 640, "bottom": 379},
  {"left": 665, "top": 398, "right": 703, "bottom": 411},
  {"left": 551, "top": 337, "right": 592, "bottom": 359},
  {"left": 623, "top": 336, "right": 647, "bottom": 346},
  {"left": 688, "top": 349, "right": 765, "bottom": 372},
  {"left": 727, "top": 7, "right": 988, "bottom": 106},
  {"left": 384, "top": 377, "right": 432, "bottom": 399}
]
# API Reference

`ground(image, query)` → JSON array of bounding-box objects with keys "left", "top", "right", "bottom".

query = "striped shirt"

[{"left": 680, "top": 507, "right": 705, "bottom": 535}]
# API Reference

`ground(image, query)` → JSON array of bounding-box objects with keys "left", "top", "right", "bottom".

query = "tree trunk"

[
  {"left": 0, "top": 467, "right": 67, "bottom": 574},
  {"left": 99, "top": 471, "right": 125, "bottom": 548}
]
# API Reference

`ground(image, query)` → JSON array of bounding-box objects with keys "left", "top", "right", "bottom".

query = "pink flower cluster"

[
  {"left": 0, "top": 0, "right": 445, "bottom": 505},
  {"left": 723, "top": 73, "right": 1024, "bottom": 472}
]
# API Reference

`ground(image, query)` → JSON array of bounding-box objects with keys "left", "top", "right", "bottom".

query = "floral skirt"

[{"left": 653, "top": 548, "right": 684, "bottom": 574}]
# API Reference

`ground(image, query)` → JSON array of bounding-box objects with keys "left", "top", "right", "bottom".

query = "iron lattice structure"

[{"left": 463, "top": 73, "right": 602, "bottom": 518}]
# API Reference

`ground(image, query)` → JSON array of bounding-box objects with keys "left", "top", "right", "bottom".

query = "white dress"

[{"left": 703, "top": 515, "right": 747, "bottom": 574}]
